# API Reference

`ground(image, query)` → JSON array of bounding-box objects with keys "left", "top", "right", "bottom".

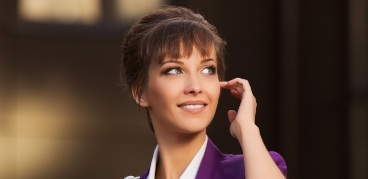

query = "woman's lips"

[{"left": 178, "top": 101, "right": 207, "bottom": 114}]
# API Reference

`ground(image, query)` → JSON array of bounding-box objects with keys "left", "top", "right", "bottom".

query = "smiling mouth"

[
  {"left": 179, "top": 104, "right": 206, "bottom": 109},
  {"left": 177, "top": 102, "right": 207, "bottom": 114}
]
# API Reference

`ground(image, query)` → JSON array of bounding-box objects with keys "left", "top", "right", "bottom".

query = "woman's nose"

[{"left": 184, "top": 74, "right": 202, "bottom": 95}]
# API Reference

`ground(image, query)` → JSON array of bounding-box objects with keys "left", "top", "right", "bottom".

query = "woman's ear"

[{"left": 131, "top": 87, "right": 149, "bottom": 107}]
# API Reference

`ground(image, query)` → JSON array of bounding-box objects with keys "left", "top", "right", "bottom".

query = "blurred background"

[{"left": 0, "top": 0, "right": 367, "bottom": 178}]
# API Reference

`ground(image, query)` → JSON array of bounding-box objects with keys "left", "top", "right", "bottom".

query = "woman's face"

[{"left": 139, "top": 46, "right": 220, "bottom": 135}]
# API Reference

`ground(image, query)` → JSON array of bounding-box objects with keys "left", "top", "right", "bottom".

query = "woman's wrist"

[{"left": 237, "top": 121, "right": 260, "bottom": 147}]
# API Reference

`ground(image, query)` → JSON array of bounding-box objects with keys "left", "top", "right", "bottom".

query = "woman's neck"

[{"left": 154, "top": 131, "right": 206, "bottom": 179}]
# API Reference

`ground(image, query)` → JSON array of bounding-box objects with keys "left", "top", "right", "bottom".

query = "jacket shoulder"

[
  {"left": 216, "top": 151, "right": 287, "bottom": 179},
  {"left": 216, "top": 154, "right": 245, "bottom": 179},
  {"left": 269, "top": 151, "right": 288, "bottom": 177}
]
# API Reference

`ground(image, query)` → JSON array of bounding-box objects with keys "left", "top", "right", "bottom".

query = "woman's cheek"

[{"left": 207, "top": 78, "right": 221, "bottom": 98}]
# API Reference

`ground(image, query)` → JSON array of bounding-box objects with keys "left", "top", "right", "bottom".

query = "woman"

[{"left": 121, "top": 6, "right": 287, "bottom": 179}]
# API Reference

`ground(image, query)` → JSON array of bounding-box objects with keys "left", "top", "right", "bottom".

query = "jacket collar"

[
  {"left": 195, "top": 138, "right": 222, "bottom": 179},
  {"left": 140, "top": 138, "right": 223, "bottom": 179}
]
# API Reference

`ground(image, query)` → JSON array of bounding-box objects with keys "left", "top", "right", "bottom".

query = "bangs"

[{"left": 141, "top": 19, "right": 220, "bottom": 64}]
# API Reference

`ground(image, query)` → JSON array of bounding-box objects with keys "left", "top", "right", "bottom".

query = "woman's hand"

[
  {"left": 220, "top": 78, "right": 286, "bottom": 179},
  {"left": 220, "top": 78, "right": 258, "bottom": 141}
]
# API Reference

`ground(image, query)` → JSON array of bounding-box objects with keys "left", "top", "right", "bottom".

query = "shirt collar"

[{"left": 147, "top": 136, "right": 208, "bottom": 179}]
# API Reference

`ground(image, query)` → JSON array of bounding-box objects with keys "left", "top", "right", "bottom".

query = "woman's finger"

[
  {"left": 220, "top": 78, "right": 249, "bottom": 99},
  {"left": 230, "top": 89, "right": 242, "bottom": 100},
  {"left": 227, "top": 110, "right": 237, "bottom": 123},
  {"left": 227, "top": 110, "right": 238, "bottom": 138}
]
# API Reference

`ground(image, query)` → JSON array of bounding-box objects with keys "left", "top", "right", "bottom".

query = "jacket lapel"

[
  {"left": 140, "top": 169, "right": 149, "bottom": 179},
  {"left": 195, "top": 138, "right": 223, "bottom": 179},
  {"left": 140, "top": 138, "right": 224, "bottom": 179}
]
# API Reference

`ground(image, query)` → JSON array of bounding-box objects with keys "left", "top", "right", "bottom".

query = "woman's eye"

[
  {"left": 201, "top": 66, "right": 216, "bottom": 75},
  {"left": 163, "top": 67, "right": 182, "bottom": 75}
]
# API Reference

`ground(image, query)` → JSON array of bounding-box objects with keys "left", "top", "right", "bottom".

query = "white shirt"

[{"left": 146, "top": 136, "right": 208, "bottom": 179}]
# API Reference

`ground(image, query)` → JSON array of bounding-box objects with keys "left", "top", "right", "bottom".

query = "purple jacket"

[{"left": 140, "top": 138, "right": 287, "bottom": 179}]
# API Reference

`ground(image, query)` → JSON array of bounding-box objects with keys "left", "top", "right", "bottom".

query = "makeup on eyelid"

[{"left": 160, "top": 65, "right": 217, "bottom": 76}]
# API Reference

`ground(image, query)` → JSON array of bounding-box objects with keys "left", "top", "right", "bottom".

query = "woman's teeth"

[{"left": 181, "top": 104, "right": 205, "bottom": 109}]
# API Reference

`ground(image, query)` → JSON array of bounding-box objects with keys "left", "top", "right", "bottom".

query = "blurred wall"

[
  {"left": 1, "top": 0, "right": 367, "bottom": 179},
  {"left": 1, "top": 1, "right": 18, "bottom": 178},
  {"left": 1, "top": 1, "right": 157, "bottom": 178}
]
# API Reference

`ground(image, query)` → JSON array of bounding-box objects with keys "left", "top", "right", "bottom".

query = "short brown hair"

[{"left": 121, "top": 6, "right": 226, "bottom": 101}]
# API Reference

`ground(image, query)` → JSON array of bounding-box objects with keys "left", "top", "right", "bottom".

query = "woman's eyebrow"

[
  {"left": 201, "top": 58, "right": 216, "bottom": 63},
  {"left": 161, "top": 60, "right": 184, "bottom": 65}
]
